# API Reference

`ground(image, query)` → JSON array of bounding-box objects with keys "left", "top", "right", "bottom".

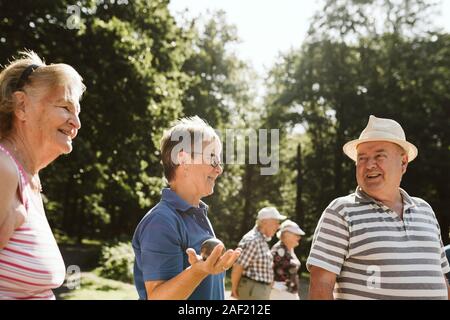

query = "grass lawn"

[
  {"left": 55, "top": 268, "right": 309, "bottom": 300},
  {"left": 56, "top": 271, "right": 138, "bottom": 300}
]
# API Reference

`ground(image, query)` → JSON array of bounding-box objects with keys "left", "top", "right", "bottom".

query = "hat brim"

[
  {"left": 257, "top": 214, "right": 287, "bottom": 221},
  {"left": 276, "top": 228, "right": 305, "bottom": 239},
  {"left": 343, "top": 138, "right": 418, "bottom": 163}
]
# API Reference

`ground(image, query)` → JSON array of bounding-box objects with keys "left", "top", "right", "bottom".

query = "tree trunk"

[
  {"left": 295, "top": 143, "right": 304, "bottom": 227},
  {"left": 240, "top": 165, "right": 255, "bottom": 237}
]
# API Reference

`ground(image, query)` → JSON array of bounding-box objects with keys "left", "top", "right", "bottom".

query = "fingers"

[
  {"left": 204, "top": 243, "right": 224, "bottom": 265},
  {"left": 216, "top": 247, "right": 242, "bottom": 271},
  {"left": 187, "top": 245, "right": 241, "bottom": 275},
  {"left": 186, "top": 248, "right": 200, "bottom": 266}
]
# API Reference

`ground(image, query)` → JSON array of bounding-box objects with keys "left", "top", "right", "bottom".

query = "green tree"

[
  {"left": 265, "top": 0, "right": 450, "bottom": 248},
  {"left": 0, "top": 0, "right": 191, "bottom": 241},
  {"left": 176, "top": 10, "right": 265, "bottom": 247}
]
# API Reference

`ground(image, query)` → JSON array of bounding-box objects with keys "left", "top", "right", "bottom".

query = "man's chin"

[{"left": 361, "top": 185, "right": 385, "bottom": 198}]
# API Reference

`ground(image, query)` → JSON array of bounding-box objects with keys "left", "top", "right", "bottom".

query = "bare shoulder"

[
  {"left": 0, "top": 151, "right": 18, "bottom": 183},
  {"left": 0, "top": 152, "right": 19, "bottom": 208}
]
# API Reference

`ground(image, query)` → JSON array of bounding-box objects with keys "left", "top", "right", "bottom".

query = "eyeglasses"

[{"left": 191, "top": 152, "right": 222, "bottom": 168}]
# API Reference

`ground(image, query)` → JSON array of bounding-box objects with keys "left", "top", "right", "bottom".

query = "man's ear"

[
  {"left": 401, "top": 154, "right": 408, "bottom": 174},
  {"left": 12, "top": 91, "right": 27, "bottom": 121}
]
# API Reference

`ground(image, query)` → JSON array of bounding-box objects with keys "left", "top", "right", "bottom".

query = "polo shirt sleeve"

[
  {"left": 138, "top": 212, "right": 184, "bottom": 281},
  {"left": 235, "top": 238, "right": 258, "bottom": 269},
  {"left": 426, "top": 204, "right": 450, "bottom": 275},
  {"left": 436, "top": 225, "right": 450, "bottom": 275},
  {"left": 307, "top": 200, "right": 350, "bottom": 275},
  {"left": 439, "top": 241, "right": 450, "bottom": 275}
]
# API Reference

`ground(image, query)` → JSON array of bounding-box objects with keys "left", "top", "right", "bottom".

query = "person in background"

[
  {"left": 132, "top": 116, "right": 241, "bottom": 300},
  {"left": 270, "top": 219, "right": 305, "bottom": 300},
  {"left": 0, "top": 50, "right": 85, "bottom": 299},
  {"left": 231, "top": 207, "right": 285, "bottom": 300}
]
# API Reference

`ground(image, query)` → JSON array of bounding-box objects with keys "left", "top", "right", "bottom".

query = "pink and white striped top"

[{"left": 0, "top": 144, "right": 66, "bottom": 300}]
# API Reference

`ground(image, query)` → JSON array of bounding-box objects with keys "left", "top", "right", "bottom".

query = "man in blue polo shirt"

[{"left": 132, "top": 116, "right": 241, "bottom": 300}]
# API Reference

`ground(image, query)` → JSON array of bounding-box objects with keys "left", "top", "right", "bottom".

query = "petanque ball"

[{"left": 200, "top": 238, "right": 226, "bottom": 261}]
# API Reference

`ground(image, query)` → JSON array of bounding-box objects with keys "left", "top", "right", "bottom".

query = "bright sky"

[{"left": 169, "top": 0, "right": 450, "bottom": 76}]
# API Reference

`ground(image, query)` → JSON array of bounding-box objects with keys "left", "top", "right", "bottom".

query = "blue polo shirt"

[{"left": 132, "top": 188, "right": 225, "bottom": 300}]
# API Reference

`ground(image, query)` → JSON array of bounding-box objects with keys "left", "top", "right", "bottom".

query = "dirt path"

[{"left": 225, "top": 278, "right": 309, "bottom": 300}]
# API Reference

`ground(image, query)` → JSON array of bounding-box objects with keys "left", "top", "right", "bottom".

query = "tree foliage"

[
  {"left": 266, "top": 0, "right": 450, "bottom": 248},
  {"left": 1, "top": 0, "right": 191, "bottom": 241}
]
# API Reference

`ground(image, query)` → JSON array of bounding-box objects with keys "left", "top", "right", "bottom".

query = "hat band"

[{"left": 359, "top": 130, "right": 406, "bottom": 142}]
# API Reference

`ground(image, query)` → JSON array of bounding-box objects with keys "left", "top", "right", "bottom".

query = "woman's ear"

[
  {"left": 177, "top": 150, "right": 190, "bottom": 167},
  {"left": 12, "top": 91, "right": 27, "bottom": 121}
]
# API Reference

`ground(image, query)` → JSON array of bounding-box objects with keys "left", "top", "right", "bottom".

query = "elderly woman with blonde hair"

[
  {"left": 270, "top": 219, "right": 305, "bottom": 300},
  {"left": 0, "top": 51, "right": 85, "bottom": 299}
]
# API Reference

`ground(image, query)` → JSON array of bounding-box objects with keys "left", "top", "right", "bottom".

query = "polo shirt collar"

[
  {"left": 161, "top": 188, "right": 209, "bottom": 214},
  {"left": 355, "top": 186, "right": 373, "bottom": 204},
  {"left": 399, "top": 188, "right": 416, "bottom": 211},
  {"left": 355, "top": 186, "right": 416, "bottom": 210}
]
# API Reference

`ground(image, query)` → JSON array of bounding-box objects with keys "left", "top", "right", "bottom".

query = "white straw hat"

[{"left": 343, "top": 115, "right": 418, "bottom": 162}]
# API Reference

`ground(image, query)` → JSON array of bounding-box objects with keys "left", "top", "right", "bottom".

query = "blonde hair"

[
  {"left": 160, "top": 116, "right": 220, "bottom": 182},
  {"left": 0, "top": 50, "right": 86, "bottom": 138}
]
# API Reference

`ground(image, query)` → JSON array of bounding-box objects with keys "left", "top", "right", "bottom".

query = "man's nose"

[{"left": 366, "top": 157, "right": 377, "bottom": 169}]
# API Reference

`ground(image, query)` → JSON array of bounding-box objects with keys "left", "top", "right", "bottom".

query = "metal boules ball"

[{"left": 200, "top": 238, "right": 226, "bottom": 261}]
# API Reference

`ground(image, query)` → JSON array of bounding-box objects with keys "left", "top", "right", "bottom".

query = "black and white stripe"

[{"left": 307, "top": 187, "right": 450, "bottom": 300}]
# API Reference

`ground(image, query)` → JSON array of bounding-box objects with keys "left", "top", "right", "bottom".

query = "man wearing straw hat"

[{"left": 307, "top": 115, "right": 450, "bottom": 300}]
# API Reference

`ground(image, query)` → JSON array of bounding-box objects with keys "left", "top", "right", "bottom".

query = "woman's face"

[
  {"left": 282, "top": 231, "right": 301, "bottom": 249},
  {"left": 24, "top": 85, "right": 81, "bottom": 157},
  {"left": 186, "top": 140, "right": 223, "bottom": 199}
]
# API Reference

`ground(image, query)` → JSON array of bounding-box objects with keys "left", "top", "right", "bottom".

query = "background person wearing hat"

[
  {"left": 270, "top": 219, "right": 305, "bottom": 300},
  {"left": 230, "top": 207, "right": 286, "bottom": 299},
  {"left": 307, "top": 115, "right": 450, "bottom": 300}
]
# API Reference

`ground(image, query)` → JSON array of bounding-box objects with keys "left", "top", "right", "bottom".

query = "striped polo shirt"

[{"left": 307, "top": 187, "right": 450, "bottom": 300}]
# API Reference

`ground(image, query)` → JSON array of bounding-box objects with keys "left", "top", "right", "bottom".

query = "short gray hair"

[{"left": 160, "top": 116, "right": 220, "bottom": 182}]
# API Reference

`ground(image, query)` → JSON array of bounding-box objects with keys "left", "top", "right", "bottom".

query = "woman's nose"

[
  {"left": 215, "top": 163, "right": 223, "bottom": 175},
  {"left": 69, "top": 113, "right": 81, "bottom": 130}
]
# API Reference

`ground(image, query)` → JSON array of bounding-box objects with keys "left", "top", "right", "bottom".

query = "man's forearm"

[
  {"left": 308, "top": 266, "right": 337, "bottom": 300},
  {"left": 231, "top": 265, "right": 244, "bottom": 293},
  {"left": 309, "top": 281, "right": 335, "bottom": 300}
]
